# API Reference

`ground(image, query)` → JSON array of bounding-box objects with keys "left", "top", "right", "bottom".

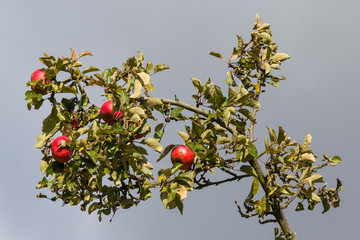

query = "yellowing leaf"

[
  {"left": 130, "top": 80, "right": 142, "bottom": 99},
  {"left": 127, "top": 107, "right": 146, "bottom": 118},
  {"left": 259, "top": 32, "right": 272, "bottom": 43},
  {"left": 302, "top": 133, "right": 312, "bottom": 151},
  {"left": 263, "top": 62, "right": 271, "bottom": 74},
  {"left": 145, "top": 138, "right": 163, "bottom": 153},
  {"left": 177, "top": 131, "right": 189, "bottom": 142},
  {"left": 176, "top": 184, "right": 188, "bottom": 200},
  {"left": 303, "top": 174, "right": 324, "bottom": 186},
  {"left": 216, "top": 137, "right": 231, "bottom": 145},
  {"left": 272, "top": 53, "right": 290, "bottom": 62},
  {"left": 147, "top": 97, "right": 163, "bottom": 106},
  {"left": 300, "top": 153, "right": 316, "bottom": 163}
]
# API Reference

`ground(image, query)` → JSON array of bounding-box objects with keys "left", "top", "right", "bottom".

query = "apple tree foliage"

[{"left": 26, "top": 15, "right": 342, "bottom": 240}]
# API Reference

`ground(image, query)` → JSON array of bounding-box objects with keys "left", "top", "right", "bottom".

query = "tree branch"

[
  {"left": 138, "top": 96, "right": 210, "bottom": 117},
  {"left": 195, "top": 173, "right": 250, "bottom": 190},
  {"left": 137, "top": 96, "right": 239, "bottom": 143}
]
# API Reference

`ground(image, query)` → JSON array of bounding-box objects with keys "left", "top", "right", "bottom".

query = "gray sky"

[{"left": 1, "top": 0, "right": 359, "bottom": 239}]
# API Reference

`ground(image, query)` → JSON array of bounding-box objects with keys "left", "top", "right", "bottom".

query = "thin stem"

[
  {"left": 195, "top": 174, "right": 250, "bottom": 190},
  {"left": 138, "top": 96, "right": 209, "bottom": 117},
  {"left": 281, "top": 183, "right": 304, "bottom": 210}
]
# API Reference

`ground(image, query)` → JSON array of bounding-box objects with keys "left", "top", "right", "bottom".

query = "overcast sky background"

[{"left": 1, "top": 0, "right": 359, "bottom": 239}]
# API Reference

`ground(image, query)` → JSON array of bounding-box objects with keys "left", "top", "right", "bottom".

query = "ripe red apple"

[
  {"left": 100, "top": 100, "right": 124, "bottom": 124},
  {"left": 171, "top": 145, "right": 195, "bottom": 170},
  {"left": 30, "top": 69, "right": 51, "bottom": 95},
  {"left": 51, "top": 136, "right": 71, "bottom": 163}
]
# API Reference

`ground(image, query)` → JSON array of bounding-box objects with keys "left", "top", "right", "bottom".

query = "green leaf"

[
  {"left": 248, "top": 144, "right": 258, "bottom": 157},
  {"left": 138, "top": 163, "right": 154, "bottom": 179},
  {"left": 239, "top": 108, "right": 256, "bottom": 122},
  {"left": 245, "top": 177, "right": 259, "bottom": 202},
  {"left": 78, "top": 85, "right": 89, "bottom": 108},
  {"left": 277, "top": 126, "right": 286, "bottom": 144},
  {"left": 82, "top": 157, "right": 97, "bottom": 173},
  {"left": 157, "top": 144, "right": 176, "bottom": 162},
  {"left": 321, "top": 197, "right": 331, "bottom": 214},
  {"left": 240, "top": 165, "right": 258, "bottom": 177},
  {"left": 86, "top": 150, "right": 107, "bottom": 165},
  {"left": 311, "top": 193, "right": 321, "bottom": 203},
  {"left": 70, "top": 196, "right": 81, "bottom": 205},
  {"left": 259, "top": 23, "right": 270, "bottom": 30},
  {"left": 40, "top": 157, "right": 51, "bottom": 174},
  {"left": 145, "top": 62, "right": 153, "bottom": 73},
  {"left": 267, "top": 127, "right": 277, "bottom": 143},
  {"left": 154, "top": 64, "right": 170, "bottom": 73},
  {"left": 216, "top": 136, "right": 230, "bottom": 145},
  {"left": 35, "top": 106, "right": 65, "bottom": 148},
  {"left": 121, "top": 199, "right": 134, "bottom": 209},
  {"left": 144, "top": 138, "right": 163, "bottom": 153},
  {"left": 154, "top": 123, "right": 165, "bottom": 140},
  {"left": 209, "top": 51, "right": 223, "bottom": 59},
  {"left": 170, "top": 107, "right": 184, "bottom": 118},
  {"left": 82, "top": 66, "right": 100, "bottom": 74},
  {"left": 295, "top": 202, "right": 304, "bottom": 211},
  {"left": 228, "top": 86, "right": 239, "bottom": 102},
  {"left": 174, "top": 196, "right": 184, "bottom": 215},
  {"left": 237, "top": 94, "right": 260, "bottom": 108},
  {"left": 94, "top": 73, "right": 106, "bottom": 82},
  {"left": 88, "top": 202, "right": 99, "bottom": 214},
  {"left": 330, "top": 156, "right": 342, "bottom": 164},
  {"left": 191, "top": 78, "right": 203, "bottom": 92}
]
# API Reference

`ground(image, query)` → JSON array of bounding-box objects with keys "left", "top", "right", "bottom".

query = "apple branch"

[
  {"left": 137, "top": 96, "right": 239, "bottom": 143},
  {"left": 247, "top": 103, "right": 298, "bottom": 239}
]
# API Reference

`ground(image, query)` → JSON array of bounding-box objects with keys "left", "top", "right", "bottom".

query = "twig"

[
  {"left": 281, "top": 184, "right": 303, "bottom": 209},
  {"left": 137, "top": 96, "right": 240, "bottom": 144},
  {"left": 195, "top": 174, "right": 250, "bottom": 190},
  {"left": 259, "top": 218, "right": 277, "bottom": 224},
  {"left": 235, "top": 201, "right": 259, "bottom": 218}
]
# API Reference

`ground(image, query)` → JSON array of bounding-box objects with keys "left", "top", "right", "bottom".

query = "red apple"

[
  {"left": 30, "top": 69, "right": 51, "bottom": 95},
  {"left": 100, "top": 100, "right": 124, "bottom": 124},
  {"left": 51, "top": 136, "right": 71, "bottom": 163},
  {"left": 171, "top": 145, "right": 195, "bottom": 170}
]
